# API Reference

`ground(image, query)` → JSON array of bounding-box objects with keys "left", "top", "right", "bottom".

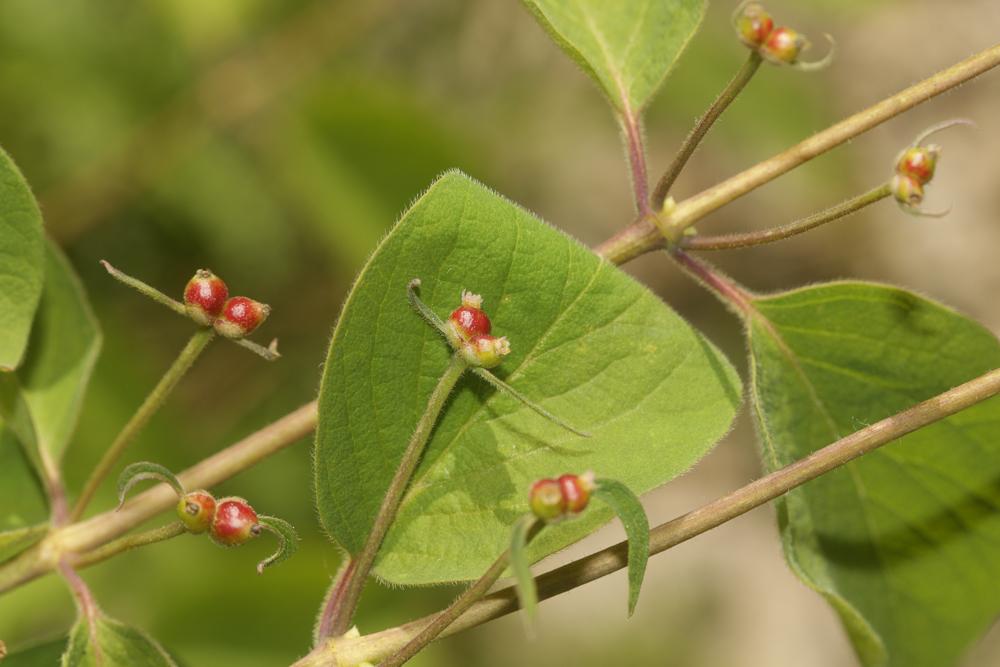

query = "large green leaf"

[
  {"left": 315, "top": 171, "right": 740, "bottom": 584},
  {"left": 63, "top": 614, "right": 177, "bottom": 667},
  {"left": 748, "top": 282, "right": 1000, "bottom": 667},
  {"left": 0, "top": 146, "right": 45, "bottom": 371},
  {"left": 521, "top": 0, "right": 705, "bottom": 113},
  {"left": 18, "top": 239, "right": 102, "bottom": 461}
]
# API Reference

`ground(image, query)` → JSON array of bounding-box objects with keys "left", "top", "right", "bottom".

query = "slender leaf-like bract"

[
  {"left": 255, "top": 515, "right": 300, "bottom": 574},
  {"left": 593, "top": 478, "right": 650, "bottom": 616},
  {"left": 509, "top": 515, "right": 539, "bottom": 625}
]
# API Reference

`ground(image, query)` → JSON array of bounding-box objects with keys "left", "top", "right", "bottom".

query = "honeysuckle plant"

[{"left": 2, "top": 2, "right": 1000, "bottom": 666}]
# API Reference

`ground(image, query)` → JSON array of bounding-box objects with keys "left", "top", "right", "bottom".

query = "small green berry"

[
  {"left": 176, "top": 490, "right": 217, "bottom": 534},
  {"left": 761, "top": 26, "right": 808, "bottom": 65},
  {"left": 892, "top": 174, "right": 924, "bottom": 208},
  {"left": 734, "top": 2, "right": 774, "bottom": 48},
  {"left": 459, "top": 334, "right": 510, "bottom": 369},
  {"left": 529, "top": 478, "right": 566, "bottom": 521}
]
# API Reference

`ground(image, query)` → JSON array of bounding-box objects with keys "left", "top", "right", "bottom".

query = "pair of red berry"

[
  {"left": 177, "top": 491, "right": 262, "bottom": 546},
  {"left": 183, "top": 270, "right": 269, "bottom": 338},
  {"left": 446, "top": 291, "right": 510, "bottom": 368},
  {"left": 734, "top": 2, "right": 818, "bottom": 67},
  {"left": 529, "top": 473, "right": 595, "bottom": 522},
  {"left": 892, "top": 145, "right": 939, "bottom": 209}
]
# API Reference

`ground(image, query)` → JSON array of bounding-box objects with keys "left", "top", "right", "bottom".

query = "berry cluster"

[
  {"left": 892, "top": 145, "right": 940, "bottom": 211},
  {"left": 184, "top": 270, "right": 270, "bottom": 338},
  {"left": 529, "top": 472, "right": 595, "bottom": 522},
  {"left": 445, "top": 290, "right": 510, "bottom": 369},
  {"left": 733, "top": 2, "right": 832, "bottom": 70},
  {"left": 117, "top": 462, "right": 296, "bottom": 573}
]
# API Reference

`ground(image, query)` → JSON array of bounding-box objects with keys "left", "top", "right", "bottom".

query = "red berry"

[
  {"left": 896, "top": 146, "right": 939, "bottom": 185},
  {"left": 558, "top": 474, "right": 594, "bottom": 514},
  {"left": 734, "top": 3, "right": 774, "bottom": 48},
  {"left": 762, "top": 27, "right": 807, "bottom": 65},
  {"left": 529, "top": 478, "right": 566, "bottom": 521},
  {"left": 449, "top": 306, "right": 492, "bottom": 339},
  {"left": 184, "top": 270, "right": 228, "bottom": 326},
  {"left": 210, "top": 497, "right": 261, "bottom": 546},
  {"left": 214, "top": 296, "right": 270, "bottom": 339},
  {"left": 176, "top": 491, "right": 217, "bottom": 534}
]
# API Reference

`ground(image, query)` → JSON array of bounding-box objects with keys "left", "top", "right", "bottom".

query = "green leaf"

[
  {"left": 520, "top": 0, "right": 706, "bottom": 113},
  {"left": 63, "top": 613, "right": 178, "bottom": 667},
  {"left": 747, "top": 281, "right": 1000, "bottom": 667},
  {"left": 18, "top": 239, "right": 102, "bottom": 461},
  {"left": 0, "top": 428, "right": 48, "bottom": 563},
  {"left": 0, "top": 146, "right": 45, "bottom": 371},
  {"left": 4, "top": 638, "right": 68, "bottom": 666},
  {"left": 592, "top": 478, "right": 650, "bottom": 616},
  {"left": 509, "top": 516, "right": 539, "bottom": 624},
  {"left": 314, "top": 171, "right": 740, "bottom": 584}
]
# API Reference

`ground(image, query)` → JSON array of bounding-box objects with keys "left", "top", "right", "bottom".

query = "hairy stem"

[
  {"left": 620, "top": 109, "right": 652, "bottom": 216},
  {"left": 379, "top": 520, "right": 543, "bottom": 667},
  {"left": 323, "top": 354, "right": 469, "bottom": 638},
  {"left": 71, "top": 522, "right": 187, "bottom": 570},
  {"left": 313, "top": 558, "right": 358, "bottom": 648},
  {"left": 669, "top": 249, "right": 754, "bottom": 317},
  {"left": 652, "top": 51, "right": 763, "bottom": 208},
  {"left": 302, "top": 366, "right": 1000, "bottom": 666},
  {"left": 72, "top": 328, "right": 216, "bottom": 520},
  {"left": 594, "top": 42, "right": 1000, "bottom": 264},
  {"left": 100, "top": 260, "right": 188, "bottom": 317},
  {"left": 58, "top": 560, "right": 103, "bottom": 660},
  {"left": 685, "top": 183, "right": 892, "bottom": 251},
  {"left": 0, "top": 401, "right": 317, "bottom": 593}
]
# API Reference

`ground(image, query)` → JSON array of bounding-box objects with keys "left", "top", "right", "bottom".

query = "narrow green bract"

[
  {"left": 314, "top": 171, "right": 740, "bottom": 585},
  {"left": 593, "top": 478, "right": 650, "bottom": 616},
  {"left": 509, "top": 516, "right": 539, "bottom": 624},
  {"left": 521, "top": 0, "right": 706, "bottom": 113},
  {"left": 0, "top": 147, "right": 45, "bottom": 371},
  {"left": 62, "top": 614, "right": 178, "bottom": 667},
  {"left": 748, "top": 281, "right": 1000, "bottom": 667}
]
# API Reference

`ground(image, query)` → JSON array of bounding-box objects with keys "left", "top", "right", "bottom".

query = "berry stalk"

[
  {"left": 380, "top": 519, "right": 543, "bottom": 667},
  {"left": 651, "top": 50, "right": 763, "bottom": 209},
  {"left": 684, "top": 183, "right": 892, "bottom": 251},
  {"left": 323, "top": 353, "right": 469, "bottom": 638},
  {"left": 71, "top": 328, "right": 216, "bottom": 520},
  {"left": 71, "top": 522, "right": 187, "bottom": 569}
]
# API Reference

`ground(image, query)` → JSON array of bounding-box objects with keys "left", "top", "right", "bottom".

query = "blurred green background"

[{"left": 2, "top": 0, "right": 999, "bottom": 665}]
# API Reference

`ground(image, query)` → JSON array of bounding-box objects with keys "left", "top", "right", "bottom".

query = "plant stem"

[
  {"left": 652, "top": 51, "right": 763, "bottom": 209},
  {"left": 100, "top": 260, "right": 188, "bottom": 317},
  {"left": 0, "top": 401, "right": 317, "bottom": 593},
  {"left": 313, "top": 558, "right": 358, "bottom": 648},
  {"left": 71, "top": 328, "right": 216, "bottom": 521},
  {"left": 379, "top": 520, "right": 543, "bottom": 667},
  {"left": 594, "top": 42, "right": 1000, "bottom": 265},
  {"left": 304, "top": 366, "right": 1000, "bottom": 666},
  {"left": 70, "top": 522, "right": 187, "bottom": 569},
  {"left": 669, "top": 249, "right": 754, "bottom": 317},
  {"left": 323, "top": 354, "right": 469, "bottom": 638},
  {"left": 620, "top": 108, "right": 652, "bottom": 216},
  {"left": 58, "top": 560, "right": 103, "bottom": 660},
  {"left": 685, "top": 183, "right": 892, "bottom": 251}
]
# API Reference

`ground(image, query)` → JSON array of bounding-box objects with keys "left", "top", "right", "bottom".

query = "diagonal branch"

[
  {"left": 595, "top": 42, "right": 1000, "bottom": 265},
  {"left": 299, "top": 366, "right": 1000, "bottom": 666}
]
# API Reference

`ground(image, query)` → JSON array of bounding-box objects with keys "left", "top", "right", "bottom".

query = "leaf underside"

[
  {"left": 520, "top": 0, "right": 706, "bottom": 113},
  {"left": 748, "top": 281, "right": 1000, "bottom": 667},
  {"left": 314, "top": 170, "right": 741, "bottom": 585}
]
